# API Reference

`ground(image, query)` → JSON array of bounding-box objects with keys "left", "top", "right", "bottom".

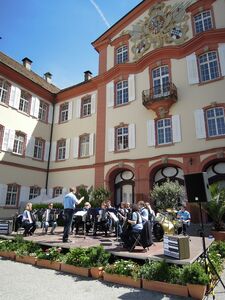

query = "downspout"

[{"left": 45, "top": 97, "right": 56, "bottom": 193}]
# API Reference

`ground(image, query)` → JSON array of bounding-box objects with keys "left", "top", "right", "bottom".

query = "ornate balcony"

[{"left": 142, "top": 82, "right": 178, "bottom": 116}]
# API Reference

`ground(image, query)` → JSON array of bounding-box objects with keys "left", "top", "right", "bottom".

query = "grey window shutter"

[
  {"left": 48, "top": 105, "right": 53, "bottom": 124},
  {"left": 33, "top": 97, "right": 40, "bottom": 118},
  {"left": 128, "top": 123, "right": 136, "bottom": 149},
  {"left": 47, "top": 188, "right": 53, "bottom": 198},
  {"left": 76, "top": 99, "right": 81, "bottom": 118},
  {"left": 65, "top": 138, "right": 70, "bottom": 159},
  {"left": 68, "top": 101, "right": 73, "bottom": 120},
  {"left": 50, "top": 141, "right": 56, "bottom": 161},
  {"left": 128, "top": 74, "right": 135, "bottom": 102},
  {"left": 19, "top": 186, "right": 29, "bottom": 203},
  {"left": 194, "top": 109, "right": 206, "bottom": 139},
  {"left": 30, "top": 96, "right": 36, "bottom": 117},
  {"left": 172, "top": 115, "right": 182, "bottom": 143},
  {"left": 25, "top": 135, "right": 35, "bottom": 157},
  {"left": 108, "top": 128, "right": 115, "bottom": 152},
  {"left": 9, "top": 85, "right": 16, "bottom": 107},
  {"left": 91, "top": 94, "right": 96, "bottom": 114},
  {"left": 186, "top": 53, "right": 199, "bottom": 84},
  {"left": 2, "top": 128, "right": 10, "bottom": 151},
  {"left": 0, "top": 184, "right": 8, "bottom": 206},
  {"left": 107, "top": 81, "right": 114, "bottom": 107},
  {"left": 14, "top": 87, "right": 21, "bottom": 109},
  {"left": 89, "top": 133, "right": 94, "bottom": 156},
  {"left": 54, "top": 105, "right": 59, "bottom": 124},
  {"left": 8, "top": 129, "right": 15, "bottom": 152},
  {"left": 147, "top": 120, "right": 155, "bottom": 147},
  {"left": 44, "top": 141, "right": 50, "bottom": 161},
  {"left": 218, "top": 43, "right": 225, "bottom": 76},
  {"left": 73, "top": 137, "right": 79, "bottom": 158}
]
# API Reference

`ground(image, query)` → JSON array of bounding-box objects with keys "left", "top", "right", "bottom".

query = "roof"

[{"left": 0, "top": 51, "right": 60, "bottom": 94}]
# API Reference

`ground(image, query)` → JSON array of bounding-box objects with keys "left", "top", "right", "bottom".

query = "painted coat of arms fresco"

[{"left": 122, "top": 1, "right": 195, "bottom": 60}]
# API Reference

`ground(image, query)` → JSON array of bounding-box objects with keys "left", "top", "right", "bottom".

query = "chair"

[{"left": 129, "top": 221, "right": 153, "bottom": 252}]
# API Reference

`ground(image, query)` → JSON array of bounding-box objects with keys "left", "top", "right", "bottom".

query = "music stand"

[
  {"left": 108, "top": 212, "right": 119, "bottom": 241},
  {"left": 74, "top": 211, "right": 87, "bottom": 239}
]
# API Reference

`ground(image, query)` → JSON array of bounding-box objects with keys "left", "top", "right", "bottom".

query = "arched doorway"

[
  {"left": 114, "top": 170, "right": 135, "bottom": 207},
  {"left": 205, "top": 161, "right": 225, "bottom": 187},
  {"left": 153, "top": 166, "right": 184, "bottom": 185}
]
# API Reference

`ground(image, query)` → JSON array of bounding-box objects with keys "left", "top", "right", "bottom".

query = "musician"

[
  {"left": 138, "top": 201, "right": 149, "bottom": 223},
  {"left": 144, "top": 201, "right": 155, "bottom": 223},
  {"left": 93, "top": 201, "right": 110, "bottom": 237},
  {"left": 22, "top": 202, "right": 36, "bottom": 236},
  {"left": 177, "top": 205, "right": 191, "bottom": 235},
  {"left": 42, "top": 203, "right": 57, "bottom": 235},
  {"left": 116, "top": 202, "right": 127, "bottom": 236},
  {"left": 120, "top": 204, "right": 143, "bottom": 249},
  {"left": 74, "top": 202, "right": 92, "bottom": 235}
]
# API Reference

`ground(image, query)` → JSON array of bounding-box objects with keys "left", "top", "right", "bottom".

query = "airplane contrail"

[{"left": 89, "top": 0, "right": 110, "bottom": 29}]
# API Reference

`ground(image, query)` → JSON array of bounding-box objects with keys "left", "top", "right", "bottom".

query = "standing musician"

[
  {"left": 116, "top": 202, "right": 128, "bottom": 236},
  {"left": 138, "top": 201, "right": 149, "bottom": 223},
  {"left": 144, "top": 201, "right": 155, "bottom": 223},
  {"left": 22, "top": 202, "right": 36, "bottom": 236},
  {"left": 42, "top": 203, "right": 58, "bottom": 235}
]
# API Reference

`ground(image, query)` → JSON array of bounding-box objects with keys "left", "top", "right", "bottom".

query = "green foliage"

[
  {"left": 209, "top": 241, "right": 225, "bottom": 258},
  {"left": 150, "top": 179, "right": 184, "bottom": 211},
  {"left": 76, "top": 186, "right": 93, "bottom": 208},
  {"left": 104, "top": 259, "right": 141, "bottom": 279},
  {"left": 204, "top": 183, "right": 225, "bottom": 231},
  {"left": 140, "top": 260, "right": 170, "bottom": 282},
  {"left": 168, "top": 264, "right": 184, "bottom": 285},
  {"left": 89, "top": 186, "right": 111, "bottom": 208},
  {"left": 15, "top": 241, "right": 42, "bottom": 257},
  {"left": 36, "top": 247, "right": 63, "bottom": 261},
  {"left": 181, "top": 262, "right": 210, "bottom": 285}
]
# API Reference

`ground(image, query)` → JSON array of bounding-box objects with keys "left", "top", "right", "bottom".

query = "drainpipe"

[{"left": 45, "top": 98, "right": 55, "bottom": 193}]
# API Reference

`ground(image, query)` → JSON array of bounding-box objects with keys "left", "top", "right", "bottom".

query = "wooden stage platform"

[{"left": 4, "top": 227, "right": 214, "bottom": 265}]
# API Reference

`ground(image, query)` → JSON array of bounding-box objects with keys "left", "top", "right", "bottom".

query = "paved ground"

[{"left": 1, "top": 257, "right": 225, "bottom": 300}]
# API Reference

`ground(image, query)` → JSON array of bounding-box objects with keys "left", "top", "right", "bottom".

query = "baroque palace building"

[{"left": 0, "top": 0, "right": 225, "bottom": 221}]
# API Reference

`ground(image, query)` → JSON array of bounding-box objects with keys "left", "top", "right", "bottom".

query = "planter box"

[
  {"left": 142, "top": 279, "right": 188, "bottom": 297},
  {"left": 16, "top": 255, "right": 36, "bottom": 265},
  {"left": 60, "top": 263, "right": 90, "bottom": 277},
  {"left": 187, "top": 283, "right": 207, "bottom": 300},
  {"left": 103, "top": 272, "right": 141, "bottom": 289},
  {"left": 90, "top": 267, "right": 104, "bottom": 279},
  {"left": 0, "top": 251, "right": 16, "bottom": 260},
  {"left": 36, "top": 259, "right": 61, "bottom": 271},
  {"left": 211, "top": 231, "right": 225, "bottom": 241}
]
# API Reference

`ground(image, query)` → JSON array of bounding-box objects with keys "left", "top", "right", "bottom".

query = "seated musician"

[
  {"left": 120, "top": 204, "right": 143, "bottom": 249},
  {"left": 74, "top": 202, "right": 92, "bottom": 235},
  {"left": 42, "top": 203, "right": 57, "bottom": 235},
  {"left": 22, "top": 202, "right": 36, "bottom": 236},
  {"left": 93, "top": 201, "right": 110, "bottom": 237},
  {"left": 177, "top": 205, "right": 191, "bottom": 235},
  {"left": 116, "top": 202, "right": 127, "bottom": 236}
]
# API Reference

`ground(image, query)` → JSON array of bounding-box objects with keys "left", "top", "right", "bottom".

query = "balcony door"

[{"left": 152, "top": 65, "right": 170, "bottom": 98}]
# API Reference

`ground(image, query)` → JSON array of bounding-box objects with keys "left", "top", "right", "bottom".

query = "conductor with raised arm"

[{"left": 63, "top": 187, "right": 84, "bottom": 243}]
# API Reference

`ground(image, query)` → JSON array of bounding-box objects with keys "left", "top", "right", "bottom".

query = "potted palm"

[
  {"left": 103, "top": 259, "right": 141, "bottom": 288},
  {"left": 205, "top": 183, "right": 225, "bottom": 240}
]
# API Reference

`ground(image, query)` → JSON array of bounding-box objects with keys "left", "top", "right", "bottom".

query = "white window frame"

[
  {"left": 57, "top": 139, "right": 66, "bottom": 160},
  {"left": 152, "top": 66, "right": 170, "bottom": 97},
  {"left": 33, "top": 138, "right": 44, "bottom": 160},
  {"left": 38, "top": 100, "right": 48, "bottom": 122},
  {"left": 194, "top": 10, "right": 213, "bottom": 34},
  {"left": 206, "top": 107, "right": 225, "bottom": 137},
  {"left": 53, "top": 187, "right": 63, "bottom": 197},
  {"left": 60, "top": 102, "right": 69, "bottom": 123},
  {"left": 81, "top": 97, "right": 91, "bottom": 117},
  {"left": 13, "top": 133, "right": 25, "bottom": 155},
  {"left": 29, "top": 186, "right": 41, "bottom": 200},
  {"left": 116, "top": 126, "right": 129, "bottom": 151},
  {"left": 116, "top": 80, "right": 128, "bottom": 106},
  {"left": 0, "top": 79, "right": 10, "bottom": 104},
  {"left": 19, "top": 91, "right": 30, "bottom": 114},
  {"left": 116, "top": 45, "right": 128, "bottom": 64},
  {"left": 79, "top": 134, "right": 90, "bottom": 157},
  {"left": 156, "top": 118, "right": 172, "bottom": 145},
  {"left": 6, "top": 184, "right": 19, "bottom": 206},
  {"left": 199, "top": 51, "right": 220, "bottom": 82}
]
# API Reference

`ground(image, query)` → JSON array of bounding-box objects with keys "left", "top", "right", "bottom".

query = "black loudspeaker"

[{"left": 184, "top": 172, "right": 211, "bottom": 203}]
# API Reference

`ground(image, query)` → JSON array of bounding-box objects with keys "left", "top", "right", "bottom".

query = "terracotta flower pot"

[
  {"left": 142, "top": 279, "right": 188, "bottom": 297},
  {"left": 103, "top": 272, "right": 141, "bottom": 289},
  {"left": 60, "top": 263, "right": 90, "bottom": 277},
  {"left": 0, "top": 251, "right": 16, "bottom": 260},
  {"left": 36, "top": 258, "right": 61, "bottom": 271},
  {"left": 90, "top": 267, "right": 104, "bottom": 279},
  {"left": 187, "top": 283, "right": 207, "bottom": 300},
  {"left": 16, "top": 255, "right": 36, "bottom": 265},
  {"left": 211, "top": 230, "right": 225, "bottom": 241}
]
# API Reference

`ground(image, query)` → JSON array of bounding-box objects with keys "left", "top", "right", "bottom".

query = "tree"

[
  {"left": 89, "top": 186, "right": 111, "bottom": 208},
  {"left": 150, "top": 179, "right": 184, "bottom": 211}
]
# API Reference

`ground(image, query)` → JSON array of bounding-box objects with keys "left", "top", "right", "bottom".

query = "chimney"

[
  {"left": 44, "top": 72, "right": 52, "bottom": 84},
  {"left": 22, "top": 57, "right": 32, "bottom": 71},
  {"left": 84, "top": 70, "right": 92, "bottom": 81}
]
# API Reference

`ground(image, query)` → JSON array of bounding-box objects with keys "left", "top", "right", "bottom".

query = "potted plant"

[
  {"left": 15, "top": 240, "right": 42, "bottom": 265},
  {"left": 0, "top": 239, "right": 16, "bottom": 260},
  {"left": 140, "top": 260, "right": 188, "bottom": 297},
  {"left": 181, "top": 262, "right": 210, "bottom": 299},
  {"left": 36, "top": 247, "right": 62, "bottom": 270},
  {"left": 205, "top": 183, "right": 225, "bottom": 240},
  {"left": 103, "top": 259, "right": 141, "bottom": 288}
]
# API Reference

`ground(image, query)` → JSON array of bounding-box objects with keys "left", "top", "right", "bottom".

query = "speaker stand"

[{"left": 198, "top": 201, "right": 225, "bottom": 297}]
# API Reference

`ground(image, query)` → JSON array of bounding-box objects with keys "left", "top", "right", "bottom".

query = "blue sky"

[{"left": 1, "top": 0, "right": 142, "bottom": 89}]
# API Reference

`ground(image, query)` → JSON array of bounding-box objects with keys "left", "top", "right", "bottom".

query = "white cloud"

[{"left": 89, "top": 0, "right": 110, "bottom": 29}]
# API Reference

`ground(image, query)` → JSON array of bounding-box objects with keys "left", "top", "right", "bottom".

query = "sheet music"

[
  {"left": 74, "top": 210, "right": 87, "bottom": 221},
  {"left": 108, "top": 212, "right": 119, "bottom": 222}
]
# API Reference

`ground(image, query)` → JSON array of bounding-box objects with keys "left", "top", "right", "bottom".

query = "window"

[
  {"left": 60, "top": 102, "right": 69, "bottom": 123},
  {"left": 116, "top": 126, "right": 128, "bottom": 151},
  {"left": 116, "top": 80, "right": 128, "bottom": 106},
  {"left": 0, "top": 125, "right": 4, "bottom": 150},
  {"left": 13, "top": 132, "right": 25, "bottom": 155},
  {"left": 156, "top": 118, "right": 172, "bottom": 145},
  {"left": 206, "top": 107, "right": 225, "bottom": 137},
  {"left": 29, "top": 186, "right": 41, "bottom": 200},
  {"left": 152, "top": 66, "right": 170, "bottom": 97},
  {"left": 19, "top": 91, "right": 30, "bottom": 114},
  {"left": 38, "top": 100, "right": 48, "bottom": 122},
  {"left": 5, "top": 184, "right": 19, "bottom": 206},
  {"left": 116, "top": 45, "right": 128, "bottom": 64},
  {"left": 57, "top": 139, "right": 66, "bottom": 160},
  {"left": 81, "top": 97, "right": 91, "bottom": 117},
  {"left": 0, "top": 79, "right": 10, "bottom": 104},
  {"left": 199, "top": 51, "right": 220, "bottom": 82},
  {"left": 33, "top": 138, "right": 44, "bottom": 160},
  {"left": 79, "top": 134, "right": 90, "bottom": 157},
  {"left": 53, "top": 187, "right": 63, "bottom": 197},
  {"left": 194, "top": 11, "right": 213, "bottom": 34}
]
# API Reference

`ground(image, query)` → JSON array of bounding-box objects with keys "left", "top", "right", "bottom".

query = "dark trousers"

[
  {"left": 63, "top": 209, "right": 74, "bottom": 242},
  {"left": 23, "top": 222, "right": 36, "bottom": 235}
]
